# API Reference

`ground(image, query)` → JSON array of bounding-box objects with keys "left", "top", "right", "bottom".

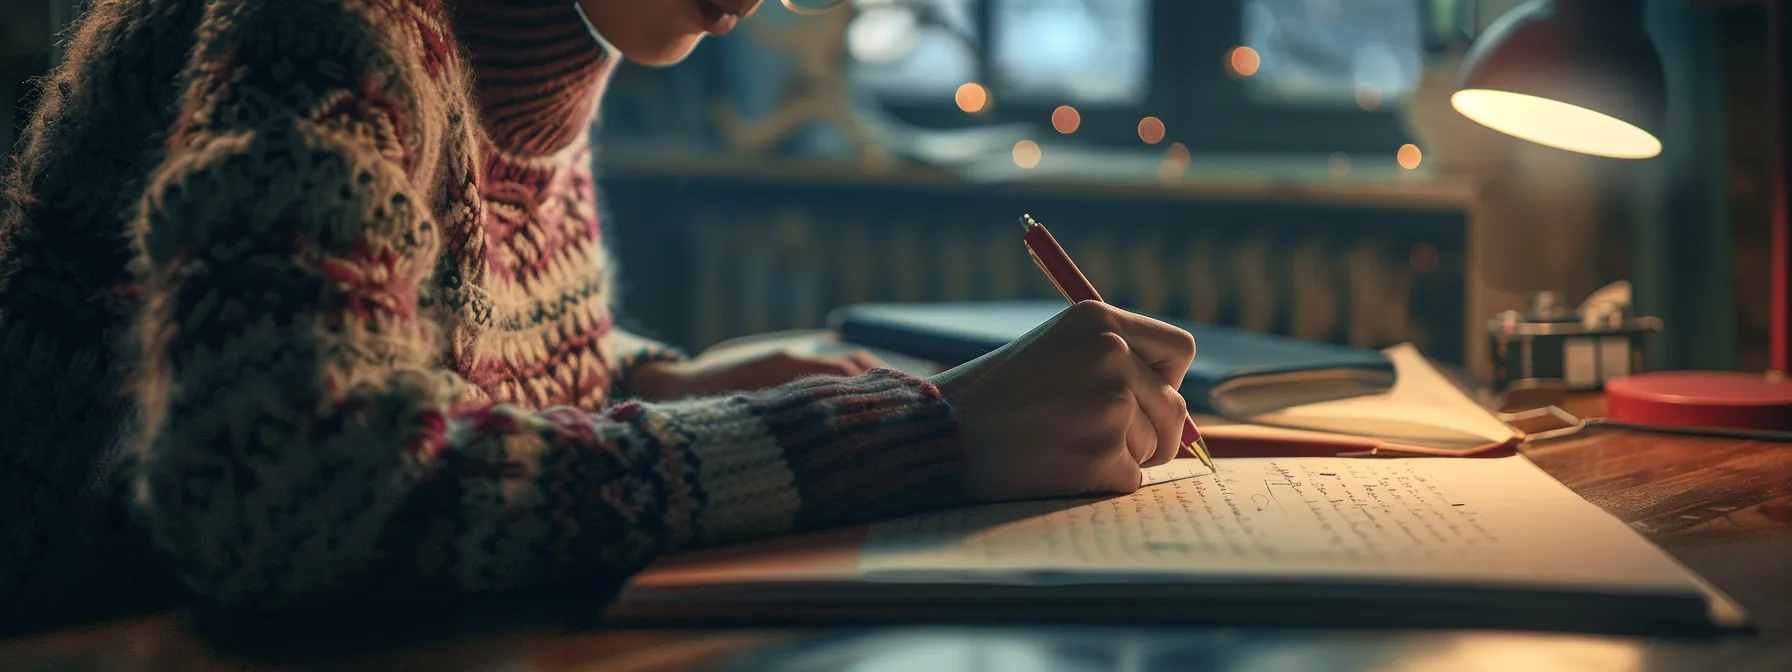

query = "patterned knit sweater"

[{"left": 0, "top": 0, "right": 965, "bottom": 633}]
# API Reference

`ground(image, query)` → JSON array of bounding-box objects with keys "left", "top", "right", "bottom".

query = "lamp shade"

[{"left": 1451, "top": 0, "right": 1666, "bottom": 159}]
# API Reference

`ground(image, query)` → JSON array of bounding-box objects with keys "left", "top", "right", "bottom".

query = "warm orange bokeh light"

[
  {"left": 1328, "top": 152, "right": 1350, "bottom": 177},
  {"left": 1397, "top": 143, "right": 1423, "bottom": 170},
  {"left": 1158, "top": 161, "right": 1184, "bottom": 184},
  {"left": 1355, "top": 85, "right": 1381, "bottom": 111},
  {"left": 1159, "top": 142, "right": 1191, "bottom": 184},
  {"left": 1137, "top": 117, "right": 1166, "bottom": 144},
  {"left": 1166, "top": 141, "right": 1191, "bottom": 165},
  {"left": 1228, "top": 46, "right": 1261, "bottom": 77},
  {"left": 1013, "top": 140, "right": 1042, "bottom": 169},
  {"left": 1051, "top": 106, "right": 1081, "bottom": 134},
  {"left": 955, "top": 82, "right": 989, "bottom": 113}
]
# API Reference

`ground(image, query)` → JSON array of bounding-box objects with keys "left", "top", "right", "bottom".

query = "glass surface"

[
  {"left": 1242, "top": 0, "right": 1423, "bottom": 105},
  {"left": 988, "top": 0, "right": 1150, "bottom": 105},
  {"left": 847, "top": 0, "right": 980, "bottom": 101},
  {"left": 847, "top": 0, "right": 1149, "bottom": 105}
]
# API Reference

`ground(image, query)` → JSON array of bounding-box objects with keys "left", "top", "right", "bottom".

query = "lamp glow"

[
  {"left": 1448, "top": 0, "right": 1792, "bottom": 433},
  {"left": 1451, "top": 89, "right": 1661, "bottom": 159}
]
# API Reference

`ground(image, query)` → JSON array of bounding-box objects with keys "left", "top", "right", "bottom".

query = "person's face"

[{"left": 576, "top": 0, "right": 766, "bottom": 66}]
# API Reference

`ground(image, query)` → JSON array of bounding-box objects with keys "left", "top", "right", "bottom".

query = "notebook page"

[
  {"left": 862, "top": 456, "right": 1698, "bottom": 594},
  {"left": 1244, "top": 344, "right": 1519, "bottom": 447}
]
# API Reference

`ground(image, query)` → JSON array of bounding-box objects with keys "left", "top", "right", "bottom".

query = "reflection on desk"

[{"left": 718, "top": 628, "right": 1789, "bottom": 672}]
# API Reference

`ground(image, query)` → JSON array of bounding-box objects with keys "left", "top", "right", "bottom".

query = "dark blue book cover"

[{"left": 829, "top": 301, "right": 1395, "bottom": 416}]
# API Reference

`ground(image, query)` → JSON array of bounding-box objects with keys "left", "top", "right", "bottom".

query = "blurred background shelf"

[
  {"left": 600, "top": 150, "right": 1480, "bottom": 211},
  {"left": 6, "top": 0, "right": 1768, "bottom": 379},
  {"left": 599, "top": 149, "right": 1484, "bottom": 376}
]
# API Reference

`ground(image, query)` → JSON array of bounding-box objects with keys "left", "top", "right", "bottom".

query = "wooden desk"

[{"left": 2, "top": 398, "right": 1788, "bottom": 672}]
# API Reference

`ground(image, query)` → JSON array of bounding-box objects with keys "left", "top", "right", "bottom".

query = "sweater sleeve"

[
  {"left": 126, "top": 1, "right": 966, "bottom": 609},
  {"left": 606, "top": 328, "right": 688, "bottom": 399}
]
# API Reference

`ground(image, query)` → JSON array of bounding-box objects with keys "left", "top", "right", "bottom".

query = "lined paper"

[{"left": 862, "top": 456, "right": 1698, "bottom": 593}]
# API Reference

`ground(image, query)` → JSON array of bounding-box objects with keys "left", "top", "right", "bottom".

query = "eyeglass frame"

[{"left": 781, "top": 0, "right": 852, "bottom": 14}]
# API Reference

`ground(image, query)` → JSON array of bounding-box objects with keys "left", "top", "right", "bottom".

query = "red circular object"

[{"left": 1605, "top": 371, "right": 1792, "bottom": 430}]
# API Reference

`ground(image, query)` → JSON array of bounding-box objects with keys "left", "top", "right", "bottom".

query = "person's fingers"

[
  {"left": 1084, "top": 331, "right": 1136, "bottom": 400},
  {"left": 1030, "top": 416, "right": 1143, "bottom": 497},
  {"left": 816, "top": 355, "right": 865, "bottom": 376},
  {"left": 772, "top": 352, "right": 859, "bottom": 377},
  {"left": 1112, "top": 313, "right": 1196, "bottom": 387},
  {"left": 1081, "top": 330, "right": 1165, "bottom": 474},
  {"left": 1060, "top": 303, "right": 1196, "bottom": 469},
  {"left": 820, "top": 354, "right": 866, "bottom": 376},
  {"left": 1123, "top": 408, "right": 1158, "bottom": 466},
  {"left": 1067, "top": 302, "right": 1196, "bottom": 388},
  {"left": 847, "top": 349, "right": 886, "bottom": 373},
  {"left": 1088, "top": 439, "right": 1145, "bottom": 494},
  {"left": 1128, "top": 350, "right": 1186, "bottom": 468}
]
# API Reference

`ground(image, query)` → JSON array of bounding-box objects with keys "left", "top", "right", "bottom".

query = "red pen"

[{"left": 1021, "top": 214, "right": 1216, "bottom": 474}]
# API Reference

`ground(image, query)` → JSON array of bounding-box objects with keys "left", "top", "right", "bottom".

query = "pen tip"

[
  {"left": 1020, "top": 214, "right": 1037, "bottom": 230},
  {"left": 1193, "top": 437, "right": 1216, "bottom": 473}
]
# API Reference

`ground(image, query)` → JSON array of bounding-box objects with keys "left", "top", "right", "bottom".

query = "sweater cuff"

[
  {"left": 674, "top": 369, "right": 967, "bottom": 542},
  {"left": 608, "top": 329, "right": 689, "bottom": 400}
]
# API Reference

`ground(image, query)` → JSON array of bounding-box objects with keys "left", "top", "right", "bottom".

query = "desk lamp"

[{"left": 1456, "top": 0, "right": 1792, "bottom": 430}]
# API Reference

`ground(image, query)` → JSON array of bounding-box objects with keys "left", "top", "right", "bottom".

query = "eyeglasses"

[{"left": 781, "top": 0, "right": 851, "bottom": 14}]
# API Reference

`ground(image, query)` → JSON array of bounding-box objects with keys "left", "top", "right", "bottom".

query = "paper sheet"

[
  {"left": 862, "top": 456, "right": 1698, "bottom": 593},
  {"left": 1139, "top": 459, "right": 1212, "bottom": 487},
  {"left": 1242, "top": 345, "right": 1519, "bottom": 448}
]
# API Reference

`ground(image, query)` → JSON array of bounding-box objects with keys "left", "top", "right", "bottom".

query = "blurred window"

[
  {"left": 988, "top": 0, "right": 1151, "bottom": 105},
  {"left": 843, "top": 0, "right": 1440, "bottom": 154},
  {"left": 1242, "top": 0, "right": 1424, "bottom": 105},
  {"left": 848, "top": 0, "right": 979, "bottom": 99}
]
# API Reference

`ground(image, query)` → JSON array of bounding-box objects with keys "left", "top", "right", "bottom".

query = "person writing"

[{"left": 0, "top": 0, "right": 1197, "bottom": 634}]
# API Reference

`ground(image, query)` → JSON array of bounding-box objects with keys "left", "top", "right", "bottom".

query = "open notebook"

[
  {"left": 1194, "top": 343, "right": 1523, "bottom": 456},
  {"left": 615, "top": 455, "right": 1746, "bottom": 635}
]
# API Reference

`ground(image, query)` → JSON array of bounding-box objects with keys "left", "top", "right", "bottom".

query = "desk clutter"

[
  {"left": 1488, "top": 284, "right": 1662, "bottom": 393},
  {"left": 628, "top": 302, "right": 1748, "bottom": 636}
]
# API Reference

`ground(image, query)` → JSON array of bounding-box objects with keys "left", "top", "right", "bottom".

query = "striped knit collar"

[{"left": 453, "top": 0, "right": 619, "bottom": 156}]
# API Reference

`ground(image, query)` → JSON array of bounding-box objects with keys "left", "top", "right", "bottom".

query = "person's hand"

[
  {"left": 931, "top": 301, "right": 1196, "bottom": 502},
  {"left": 630, "top": 348, "right": 889, "bottom": 400}
]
